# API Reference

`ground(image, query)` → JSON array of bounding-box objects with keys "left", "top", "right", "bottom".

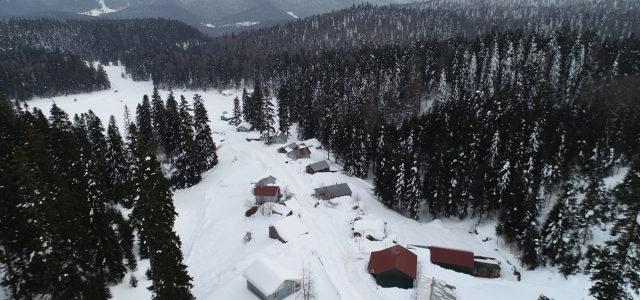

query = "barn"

[
  {"left": 367, "top": 244, "right": 417, "bottom": 289},
  {"left": 254, "top": 186, "right": 280, "bottom": 204},
  {"left": 428, "top": 246, "right": 475, "bottom": 275},
  {"left": 286, "top": 147, "right": 311, "bottom": 160}
]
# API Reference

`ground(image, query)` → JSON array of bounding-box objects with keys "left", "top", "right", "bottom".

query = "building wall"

[
  {"left": 375, "top": 269, "right": 414, "bottom": 289},
  {"left": 434, "top": 262, "right": 474, "bottom": 275},
  {"left": 247, "top": 280, "right": 297, "bottom": 300},
  {"left": 237, "top": 126, "right": 249, "bottom": 132},
  {"left": 256, "top": 195, "right": 277, "bottom": 204}
]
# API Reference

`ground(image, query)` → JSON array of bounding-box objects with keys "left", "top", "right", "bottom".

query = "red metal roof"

[
  {"left": 254, "top": 186, "right": 280, "bottom": 196},
  {"left": 367, "top": 245, "right": 417, "bottom": 279},
  {"left": 428, "top": 246, "right": 474, "bottom": 268}
]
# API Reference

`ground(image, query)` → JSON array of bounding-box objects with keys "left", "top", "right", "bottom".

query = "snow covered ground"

[{"left": 26, "top": 65, "right": 636, "bottom": 300}]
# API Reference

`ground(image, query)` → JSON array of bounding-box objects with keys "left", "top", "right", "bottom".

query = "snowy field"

[{"left": 26, "top": 65, "right": 636, "bottom": 300}]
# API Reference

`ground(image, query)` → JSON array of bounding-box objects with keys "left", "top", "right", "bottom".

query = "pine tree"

[
  {"left": 232, "top": 95, "right": 242, "bottom": 125},
  {"left": 541, "top": 184, "right": 580, "bottom": 275},
  {"left": 105, "top": 115, "right": 131, "bottom": 207},
  {"left": 260, "top": 91, "right": 276, "bottom": 143},
  {"left": 588, "top": 159, "right": 640, "bottom": 299},
  {"left": 127, "top": 123, "right": 195, "bottom": 299},
  {"left": 150, "top": 86, "right": 166, "bottom": 153},
  {"left": 136, "top": 94, "right": 154, "bottom": 149},
  {"left": 192, "top": 94, "right": 218, "bottom": 171},
  {"left": 277, "top": 84, "right": 291, "bottom": 135},
  {"left": 170, "top": 95, "right": 202, "bottom": 189},
  {"left": 164, "top": 89, "right": 180, "bottom": 158}
]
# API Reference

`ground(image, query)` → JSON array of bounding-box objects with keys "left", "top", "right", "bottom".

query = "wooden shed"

[
  {"left": 428, "top": 246, "right": 475, "bottom": 275},
  {"left": 473, "top": 260, "right": 501, "bottom": 278},
  {"left": 254, "top": 186, "right": 280, "bottom": 204},
  {"left": 367, "top": 245, "right": 417, "bottom": 289}
]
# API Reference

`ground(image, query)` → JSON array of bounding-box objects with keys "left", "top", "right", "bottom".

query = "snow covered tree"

[
  {"left": 163, "top": 89, "right": 181, "bottom": 158},
  {"left": 170, "top": 95, "right": 202, "bottom": 189},
  {"left": 192, "top": 94, "right": 218, "bottom": 171},
  {"left": 541, "top": 184, "right": 581, "bottom": 275},
  {"left": 232, "top": 95, "right": 242, "bottom": 125},
  {"left": 150, "top": 86, "right": 166, "bottom": 153},
  {"left": 136, "top": 94, "right": 154, "bottom": 149},
  {"left": 105, "top": 115, "right": 131, "bottom": 207},
  {"left": 588, "top": 159, "right": 640, "bottom": 299},
  {"left": 277, "top": 84, "right": 291, "bottom": 135}
]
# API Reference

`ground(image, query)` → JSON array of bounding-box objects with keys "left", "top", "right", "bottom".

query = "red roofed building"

[
  {"left": 428, "top": 246, "right": 475, "bottom": 275},
  {"left": 254, "top": 186, "right": 280, "bottom": 204},
  {"left": 367, "top": 245, "right": 417, "bottom": 289}
]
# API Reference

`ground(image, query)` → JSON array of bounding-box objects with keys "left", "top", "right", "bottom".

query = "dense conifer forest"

[{"left": 2, "top": 0, "right": 640, "bottom": 299}]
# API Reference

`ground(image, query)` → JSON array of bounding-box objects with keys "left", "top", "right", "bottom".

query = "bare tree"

[
  {"left": 296, "top": 262, "right": 317, "bottom": 300},
  {"left": 258, "top": 202, "right": 275, "bottom": 216}
]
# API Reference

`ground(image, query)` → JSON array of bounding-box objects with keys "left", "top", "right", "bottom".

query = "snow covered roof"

[
  {"left": 353, "top": 217, "right": 386, "bottom": 241},
  {"left": 272, "top": 132, "right": 288, "bottom": 140},
  {"left": 419, "top": 278, "right": 457, "bottom": 300},
  {"left": 283, "top": 198, "right": 303, "bottom": 216},
  {"left": 314, "top": 183, "right": 352, "bottom": 200},
  {"left": 255, "top": 175, "right": 276, "bottom": 187},
  {"left": 270, "top": 216, "right": 309, "bottom": 242},
  {"left": 285, "top": 142, "right": 298, "bottom": 149},
  {"left": 237, "top": 122, "right": 253, "bottom": 129},
  {"left": 271, "top": 203, "right": 292, "bottom": 216},
  {"left": 246, "top": 133, "right": 261, "bottom": 140},
  {"left": 302, "top": 138, "right": 321, "bottom": 149},
  {"left": 308, "top": 160, "right": 330, "bottom": 172},
  {"left": 243, "top": 257, "right": 301, "bottom": 296}
]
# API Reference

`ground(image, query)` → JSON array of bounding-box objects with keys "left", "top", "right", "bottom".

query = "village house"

[
  {"left": 286, "top": 147, "right": 311, "bottom": 160},
  {"left": 367, "top": 244, "right": 417, "bottom": 289},
  {"left": 313, "top": 183, "right": 352, "bottom": 200},
  {"left": 271, "top": 132, "right": 288, "bottom": 144},
  {"left": 278, "top": 142, "right": 298, "bottom": 154},
  {"left": 254, "top": 186, "right": 280, "bottom": 204},
  {"left": 269, "top": 216, "right": 308, "bottom": 243},
  {"left": 236, "top": 122, "right": 253, "bottom": 132},
  {"left": 306, "top": 160, "right": 330, "bottom": 174},
  {"left": 243, "top": 257, "right": 300, "bottom": 300},
  {"left": 254, "top": 176, "right": 276, "bottom": 188}
]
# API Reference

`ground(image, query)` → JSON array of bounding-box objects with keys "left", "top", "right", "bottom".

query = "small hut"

[
  {"left": 473, "top": 259, "right": 501, "bottom": 278},
  {"left": 255, "top": 175, "right": 276, "bottom": 188},
  {"left": 236, "top": 122, "right": 253, "bottom": 132}
]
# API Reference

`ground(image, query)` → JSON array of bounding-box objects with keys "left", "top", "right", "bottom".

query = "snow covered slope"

[{"left": 26, "top": 65, "right": 636, "bottom": 300}]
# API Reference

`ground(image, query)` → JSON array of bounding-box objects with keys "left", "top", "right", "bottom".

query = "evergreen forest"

[{"left": 1, "top": 0, "right": 640, "bottom": 298}]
